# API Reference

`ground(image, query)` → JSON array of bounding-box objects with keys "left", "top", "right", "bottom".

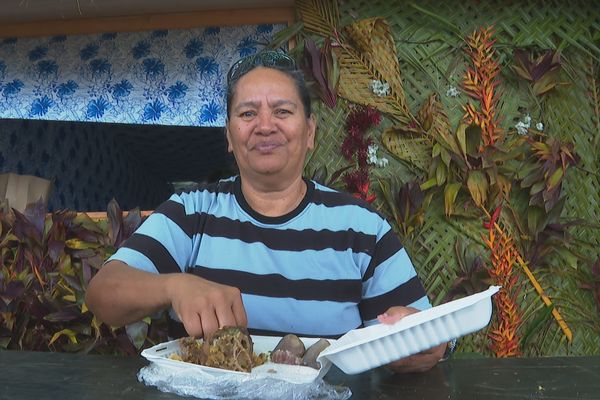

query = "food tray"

[
  {"left": 141, "top": 335, "right": 334, "bottom": 384},
  {"left": 317, "top": 285, "right": 500, "bottom": 374}
]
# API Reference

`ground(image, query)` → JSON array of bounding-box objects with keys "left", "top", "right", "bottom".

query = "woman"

[{"left": 85, "top": 51, "right": 445, "bottom": 373}]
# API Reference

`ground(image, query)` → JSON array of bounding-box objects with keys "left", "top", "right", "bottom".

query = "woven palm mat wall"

[{"left": 303, "top": 0, "right": 600, "bottom": 356}]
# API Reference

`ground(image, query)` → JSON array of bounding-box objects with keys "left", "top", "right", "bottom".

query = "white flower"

[
  {"left": 536, "top": 122, "right": 544, "bottom": 131},
  {"left": 367, "top": 144, "right": 389, "bottom": 168},
  {"left": 370, "top": 80, "right": 390, "bottom": 97},
  {"left": 515, "top": 121, "right": 529, "bottom": 135},
  {"left": 446, "top": 85, "right": 460, "bottom": 97},
  {"left": 515, "top": 113, "right": 532, "bottom": 135}
]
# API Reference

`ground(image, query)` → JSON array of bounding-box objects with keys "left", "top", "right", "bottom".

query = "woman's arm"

[
  {"left": 85, "top": 260, "right": 174, "bottom": 326},
  {"left": 85, "top": 260, "right": 247, "bottom": 338}
]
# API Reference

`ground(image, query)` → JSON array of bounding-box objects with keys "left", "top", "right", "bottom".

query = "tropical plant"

[
  {"left": 292, "top": 0, "right": 595, "bottom": 356},
  {"left": 512, "top": 49, "right": 566, "bottom": 97},
  {"left": 445, "top": 238, "right": 492, "bottom": 302},
  {"left": 379, "top": 178, "right": 430, "bottom": 241},
  {"left": 0, "top": 199, "right": 166, "bottom": 354},
  {"left": 578, "top": 257, "right": 600, "bottom": 316}
]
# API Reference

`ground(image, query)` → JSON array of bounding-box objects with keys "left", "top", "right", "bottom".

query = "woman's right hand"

[{"left": 166, "top": 273, "right": 247, "bottom": 338}]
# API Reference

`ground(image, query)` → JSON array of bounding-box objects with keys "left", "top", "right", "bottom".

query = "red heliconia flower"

[
  {"left": 483, "top": 202, "right": 503, "bottom": 231},
  {"left": 357, "top": 147, "right": 369, "bottom": 167},
  {"left": 343, "top": 168, "right": 376, "bottom": 203},
  {"left": 365, "top": 106, "right": 382, "bottom": 126},
  {"left": 341, "top": 106, "right": 381, "bottom": 205},
  {"left": 354, "top": 182, "right": 377, "bottom": 203},
  {"left": 346, "top": 106, "right": 381, "bottom": 136},
  {"left": 347, "top": 124, "right": 362, "bottom": 140},
  {"left": 341, "top": 137, "right": 355, "bottom": 161}
]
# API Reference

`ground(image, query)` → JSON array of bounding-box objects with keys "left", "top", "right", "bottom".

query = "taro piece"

[
  {"left": 270, "top": 349, "right": 302, "bottom": 365},
  {"left": 270, "top": 334, "right": 306, "bottom": 365},
  {"left": 301, "top": 338, "right": 331, "bottom": 369}
]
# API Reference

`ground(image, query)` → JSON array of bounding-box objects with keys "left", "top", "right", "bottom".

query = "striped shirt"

[{"left": 108, "top": 176, "right": 431, "bottom": 338}]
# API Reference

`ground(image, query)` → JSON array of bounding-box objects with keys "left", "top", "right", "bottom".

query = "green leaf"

[
  {"left": 521, "top": 170, "right": 541, "bottom": 188},
  {"left": 409, "top": 2, "right": 463, "bottom": 37},
  {"left": 440, "top": 147, "right": 452, "bottom": 167},
  {"left": 515, "top": 163, "right": 539, "bottom": 180},
  {"left": 547, "top": 167, "right": 564, "bottom": 189},
  {"left": 532, "top": 69, "right": 560, "bottom": 96},
  {"left": 73, "top": 212, "right": 104, "bottom": 234},
  {"left": 555, "top": 247, "right": 579, "bottom": 269},
  {"left": 486, "top": 168, "right": 497, "bottom": 186},
  {"left": 444, "top": 183, "right": 462, "bottom": 216},
  {"left": 527, "top": 206, "right": 546, "bottom": 238},
  {"left": 49, "top": 329, "right": 78, "bottom": 346},
  {"left": 465, "top": 124, "right": 482, "bottom": 155},
  {"left": 530, "top": 181, "right": 546, "bottom": 195},
  {"left": 520, "top": 305, "right": 552, "bottom": 348},
  {"left": 467, "top": 170, "right": 488, "bottom": 207},
  {"left": 44, "top": 310, "right": 79, "bottom": 323},
  {"left": 377, "top": 178, "right": 400, "bottom": 226},
  {"left": 456, "top": 122, "right": 467, "bottom": 156},
  {"left": 436, "top": 163, "right": 447, "bottom": 186},
  {"left": 329, "top": 49, "right": 340, "bottom": 91},
  {"left": 444, "top": 125, "right": 463, "bottom": 156},
  {"left": 62, "top": 294, "right": 76, "bottom": 302},
  {"left": 64, "top": 239, "right": 100, "bottom": 250},
  {"left": 420, "top": 177, "right": 438, "bottom": 191},
  {"left": 546, "top": 197, "right": 566, "bottom": 224},
  {"left": 266, "top": 21, "right": 304, "bottom": 50}
]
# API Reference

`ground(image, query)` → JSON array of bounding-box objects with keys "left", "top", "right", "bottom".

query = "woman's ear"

[{"left": 225, "top": 124, "right": 233, "bottom": 153}]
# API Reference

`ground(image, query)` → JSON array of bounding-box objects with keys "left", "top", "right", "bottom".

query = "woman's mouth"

[{"left": 253, "top": 141, "right": 282, "bottom": 152}]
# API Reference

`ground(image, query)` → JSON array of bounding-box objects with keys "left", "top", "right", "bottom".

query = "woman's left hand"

[{"left": 378, "top": 306, "right": 447, "bottom": 373}]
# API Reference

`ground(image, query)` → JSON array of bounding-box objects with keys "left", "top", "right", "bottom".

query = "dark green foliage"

[{"left": 0, "top": 199, "right": 167, "bottom": 354}]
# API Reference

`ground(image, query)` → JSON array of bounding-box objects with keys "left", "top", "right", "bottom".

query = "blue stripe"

[
  {"left": 181, "top": 192, "right": 385, "bottom": 235},
  {"left": 107, "top": 247, "right": 160, "bottom": 273},
  {"left": 136, "top": 212, "right": 192, "bottom": 268},
  {"left": 362, "top": 248, "right": 417, "bottom": 298},
  {"left": 409, "top": 295, "right": 432, "bottom": 311},
  {"left": 196, "top": 235, "right": 368, "bottom": 280},
  {"left": 175, "top": 180, "right": 386, "bottom": 235},
  {"left": 243, "top": 294, "right": 362, "bottom": 336},
  {"left": 362, "top": 296, "right": 433, "bottom": 327}
]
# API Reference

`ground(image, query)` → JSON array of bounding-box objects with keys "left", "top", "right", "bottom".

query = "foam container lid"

[{"left": 317, "top": 285, "right": 500, "bottom": 374}]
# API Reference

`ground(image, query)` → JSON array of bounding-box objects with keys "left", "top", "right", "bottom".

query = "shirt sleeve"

[
  {"left": 358, "top": 219, "right": 431, "bottom": 326},
  {"left": 107, "top": 193, "right": 194, "bottom": 274}
]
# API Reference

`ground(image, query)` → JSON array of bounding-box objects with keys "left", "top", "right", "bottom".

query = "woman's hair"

[{"left": 226, "top": 51, "right": 312, "bottom": 119}]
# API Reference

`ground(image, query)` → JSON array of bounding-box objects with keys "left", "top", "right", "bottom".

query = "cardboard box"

[{"left": 0, "top": 173, "right": 52, "bottom": 212}]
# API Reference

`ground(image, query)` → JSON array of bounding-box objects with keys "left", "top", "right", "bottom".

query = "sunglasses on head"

[{"left": 227, "top": 51, "right": 297, "bottom": 85}]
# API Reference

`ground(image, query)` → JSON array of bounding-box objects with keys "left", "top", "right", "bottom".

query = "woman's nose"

[{"left": 255, "top": 111, "right": 276, "bottom": 134}]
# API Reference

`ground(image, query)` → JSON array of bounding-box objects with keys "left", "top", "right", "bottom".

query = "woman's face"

[{"left": 226, "top": 67, "right": 315, "bottom": 186}]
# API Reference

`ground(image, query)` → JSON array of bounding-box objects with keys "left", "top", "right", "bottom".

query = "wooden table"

[{"left": 1, "top": 350, "right": 598, "bottom": 399}]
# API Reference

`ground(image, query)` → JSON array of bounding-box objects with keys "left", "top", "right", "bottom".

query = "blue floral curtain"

[{"left": 0, "top": 23, "right": 284, "bottom": 127}]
